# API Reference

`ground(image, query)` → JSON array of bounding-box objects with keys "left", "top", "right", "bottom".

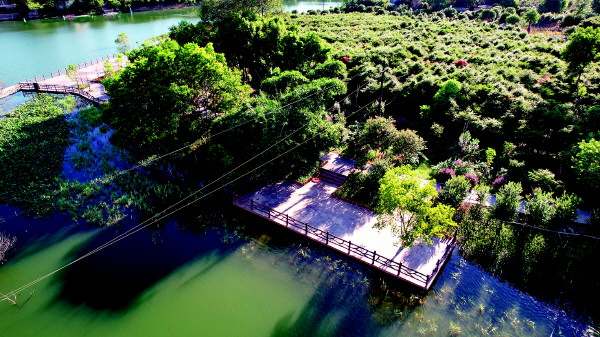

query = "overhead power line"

[{"left": 1, "top": 92, "right": 374, "bottom": 299}]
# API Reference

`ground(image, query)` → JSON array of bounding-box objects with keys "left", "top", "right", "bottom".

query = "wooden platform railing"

[
  {"left": 233, "top": 193, "right": 437, "bottom": 287},
  {"left": 19, "top": 54, "right": 122, "bottom": 82},
  {"left": 18, "top": 82, "right": 103, "bottom": 104}
]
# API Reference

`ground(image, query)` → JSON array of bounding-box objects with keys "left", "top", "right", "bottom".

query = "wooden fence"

[
  {"left": 19, "top": 54, "right": 121, "bottom": 82},
  {"left": 18, "top": 82, "right": 103, "bottom": 104},
  {"left": 233, "top": 193, "right": 456, "bottom": 289}
]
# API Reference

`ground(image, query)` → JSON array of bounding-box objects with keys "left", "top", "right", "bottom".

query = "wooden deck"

[{"left": 234, "top": 193, "right": 456, "bottom": 290}]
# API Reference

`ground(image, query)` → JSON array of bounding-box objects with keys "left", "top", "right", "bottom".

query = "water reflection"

[{"left": 0, "top": 212, "right": 592, "bottom": 336}]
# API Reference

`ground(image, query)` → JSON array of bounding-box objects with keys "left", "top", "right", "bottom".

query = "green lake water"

[{"left": 0, "top": 3, "right": 596, "bottom": 336}]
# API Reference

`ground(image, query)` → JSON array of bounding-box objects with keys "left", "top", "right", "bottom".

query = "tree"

[
  {"left": 479, "top": 9, "right": 497, "bottom": 21},
  {"left": 562, "top": 27, "right": 600, "bottom": 87},
  {"left": 114, "top": 32, "right": 131, "bottom": 54},
  {"left": 104, "top": 40, "right": 250, "bottom": 154},
  {"left": 539, "top": 0, "right": 569, "bottom": 13},
  {"left": 572, "top": 138, "right": 600, "bottom": 190},
  {"left": 375, "top": 166, "right": 456, "bottom": 247},
  {"left": 524, "top": 9, "right": 540, "bottom": 33},
  {"left": 439, "top": 175, "right": 471, "bottom": 208},
  {"left": 210, "top": 78, "right": 347, "bottom": 179},
  {"left": 66, "top": 64, "right": 78, "bottom": 82},
  {"left": 493, "top": 181, "right": 523, "bottom": 221},
  {"left": 525, "top": 188, "right": 555, "bottom": 226},
  {"left": 171, "top": 14, "right": 332, "bottom": 87},
  {"left": 200, "top": 0, "right": 284, "bottom": 22},
  {"left": 505, "top": 14, "right": 521, "bottom": 25}
]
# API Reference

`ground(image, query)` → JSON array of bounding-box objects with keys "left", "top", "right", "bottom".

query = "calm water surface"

[{"left": 0, "top": 3, "right": 596, "bottom": 336}]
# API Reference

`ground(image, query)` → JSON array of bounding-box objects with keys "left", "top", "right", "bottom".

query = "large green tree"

[
  {"left": 572, "top": 138, "right": 600, "bottom": 190},
  {"left": 375, "top": 166, "right": 456, "bottom": 247},
  {"left": 562, "top": 27, "right": 600, "bottom": 86},
  {"left": 104, "top": 40, "right": 249, "bottom": 154},
  {"left": 170, "top": 13, "right": 331, "bottom": 87},
  {"left": 209, "top": 78, "right": 347, "bottom": 179},
  {"left": 199, "top": 0, "right": 283, "bottom": 22}
]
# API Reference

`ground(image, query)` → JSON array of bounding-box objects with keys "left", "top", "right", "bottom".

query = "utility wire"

[
  {"left": 2, "top": 93, "right": 374, "bottom": 299},
  {"left": 505, "top": 221, "right": 600, "bottom": 241},
  {"left": 0, "top": 75, "right": 359, "bottom": 225}
]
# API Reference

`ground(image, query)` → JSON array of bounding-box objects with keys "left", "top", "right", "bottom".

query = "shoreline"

[{"left": 0, "top": 2, "right": 198, "bottom": 22}]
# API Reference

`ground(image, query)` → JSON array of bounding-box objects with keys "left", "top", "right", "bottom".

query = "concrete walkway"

[{"left": 240, "top": 150, "right": 455, "bottom": 289}]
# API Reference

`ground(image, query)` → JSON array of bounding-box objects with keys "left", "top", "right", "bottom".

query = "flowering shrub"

[
  {"left": 436, "top": 167, "right": 456, "bottom": 183},
  {"left": 492, "top": 176, "right": 506, "bottom": 190},
  {"left": 452, "top": 59, "right": 468, "bottom": 67},
  {"left": 464, "top": 173, "right": 479, "bottom": 186}
]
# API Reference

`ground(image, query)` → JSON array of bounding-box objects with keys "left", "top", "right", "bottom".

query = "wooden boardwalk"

[
  {"left": 233, "top": 191, "right": 456, "bottom": 290},
  {"left": 0, "top": 54, "right": 127, "bottom": 105}
]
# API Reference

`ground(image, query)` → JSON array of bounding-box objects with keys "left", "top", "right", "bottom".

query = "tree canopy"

[
  {"left": 375, "top": 166, "right": 456, "bottom": 247},
  {"left": 562, "top": 27, "right": 600, "bottom": 83},
  {"left": 104, "top": 40, "right": 250, "bottom": 154}
]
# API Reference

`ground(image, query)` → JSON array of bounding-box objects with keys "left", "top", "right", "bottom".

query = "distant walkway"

[
  {"left": 0, "top": 54, "right": 127, "bottom": 105},
  {"left": 234, "top": 152, "right": 455, "bottom": 290}
]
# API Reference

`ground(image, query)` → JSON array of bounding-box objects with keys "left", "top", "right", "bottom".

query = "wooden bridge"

[
  {"left": 0, "top": 54, "right": 126, "bottom": 105},
  {"left": 233, "top": 193, "right": 456, "bottom": 290}
]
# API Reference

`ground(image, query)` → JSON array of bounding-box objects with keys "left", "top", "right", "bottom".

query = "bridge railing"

[
  {"left": 19, "top": 82, "right": 103, "bottom": 104},
  {"left": 20, "top": 54, "right": 124, "bottom": 82},
  {"left": 233, "top": 193, "right": 438, "bottom": 287}
]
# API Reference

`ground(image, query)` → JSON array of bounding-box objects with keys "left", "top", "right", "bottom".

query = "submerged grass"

[{"left": 0, "top": 94, "right": 74, "bottom": 214}]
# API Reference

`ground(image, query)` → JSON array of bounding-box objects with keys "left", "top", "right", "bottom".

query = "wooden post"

[
  {"left": 397, "top": 263, "right": 401, "bottom": 276},
  {"left": 372, "top": 251, "right": 376, "bottom": 265},
  {"left": 286, "top": 214, "right": 289, "bottom": 227},
  {"left": 348, "top": 241, "right": 351, "bottom": 254},
  {"left": 250, "top": 199, "right": 254, "bottom": 211},
  {"left": 267, "top": 208, "right": 271, "bottom": 219},
  {"left": 304, "top": 223, "right": 308, "bottom": 235},
  {"left": 325, "top": 232, "right": 329, "bottom": 245}
]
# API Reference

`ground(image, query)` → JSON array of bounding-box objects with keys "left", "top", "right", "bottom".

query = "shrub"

[
  {"left": 506, "top": 14, "right": 521, "bottom": 24},
  {"left": 464, "top": 173, "right": 479, "bottom": 186},
  {"left": 436, "top": 167, "right": 456, "bottom": 183},
  {"left": 439, "top": 175, "right": 472, "bottom": 208}
]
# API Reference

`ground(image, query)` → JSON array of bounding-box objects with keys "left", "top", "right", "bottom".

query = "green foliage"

[
  {"left": 352, "top": 116, "right": 426, "bottom": 166},
  {"left": 505, "top": 14, "right": 521, "bottom": 24},
  {"left": 539, "top": 0, "right": 569, "bottom": 13},
  {"left": 479, "top": 9, "right": 497, "bottom": 21},
  {"left": 493, "top": 181, "right": 523, "bottom": 221},
  {"left": 199, "top": 0, "right": 283, "bottom": 22},
  {"left": 171, "top": 14, "right": 333, "bottom": 88},
  {"left": 527, "top": 168, "right": 562, "bottom": 192},
  {"left": 0, "top": 95, "right": 71, "bottom": 214},
  {"left": 114, "top": 32, "right": 131, "bottom": 54},
  {"left": 66, "top": 64, "right": 78, "bottom": 82},
  {"left": 433, "top": 79, "right": 462, "bottom": 105},
  {"left": 525, "top": 188, "right": 555, "bottom": 226},
  {"left": 211, "top": 78, "right": 347, "bottom": 180},
  {"left": 572, "top": 138, "right": 600, "bottom": 190},
  {"left": 376, "top": 166, "right": 456, "bottom": 247},
  {"left": 104, "top": 40, "right": 250, "bottom": 154},
  {"left": 438, "top": 175, "right": 471, "bottom": 208},
  {"left": 562, "top": 27, "right": 600, "bottom": 82},
  {"left": 262, "top": 70, "right": 309, "bottom": 95}
]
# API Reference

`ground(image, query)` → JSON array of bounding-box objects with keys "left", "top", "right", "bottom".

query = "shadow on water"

[{"left": 50, "top": 217, "right": 244, "bottom": 312}]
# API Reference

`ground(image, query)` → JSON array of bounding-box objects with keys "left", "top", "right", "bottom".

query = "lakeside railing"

[
  {"left": 20, "top": 54, "right": 123, "bottom": 82},
  {"left": 18, "top": 82, "right": 103, "bottom": 104},
  {"left": 233, "top": 193, "right": 456, "bottom": 289}
]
